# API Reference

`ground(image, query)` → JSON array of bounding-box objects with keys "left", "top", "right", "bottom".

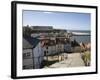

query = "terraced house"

[
  {"left": 23, "top": 26, "right": 73, "bottom": 69},
  {"left": 23, "top": 36, "right": 44, "bottom": 69}
]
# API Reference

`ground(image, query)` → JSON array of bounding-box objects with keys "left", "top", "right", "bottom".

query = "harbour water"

[
  {"left": 71, "top": 35, "right": 90, "bottom": 44},
  {"left": 68, "top": 30, "right": 91, "bottom": 44}
]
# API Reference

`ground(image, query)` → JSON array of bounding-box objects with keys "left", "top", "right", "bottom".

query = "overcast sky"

[{"left": 23, "top": 10, "right": 91, "bottom": 30}]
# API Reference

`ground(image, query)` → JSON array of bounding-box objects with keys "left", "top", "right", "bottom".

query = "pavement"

[{"left": 44, "top": 53, "right": 85, "bottom": 68}]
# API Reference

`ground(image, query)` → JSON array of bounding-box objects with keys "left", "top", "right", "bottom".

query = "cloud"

[{"left": 43, "top": 11, "right": 53, "bottom": 14}]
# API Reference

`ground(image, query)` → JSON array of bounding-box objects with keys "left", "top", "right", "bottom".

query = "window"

[
  {"left": 46, "top": 46, "right": 48, "bottom": 49},
  {"left": 44, "top": 51, "right": 46, "bottom": 56},
  {"left": 23, "top": 52, "right": 31, "bottom": 59}
]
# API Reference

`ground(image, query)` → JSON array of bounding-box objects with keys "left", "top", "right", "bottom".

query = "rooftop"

[{"left": 23, "top": 36, "right": 40, "bottom": 49}]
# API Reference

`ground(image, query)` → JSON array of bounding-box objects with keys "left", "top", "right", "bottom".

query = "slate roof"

[{"left": 23, "top": 36, "right": 40, "bottom": 49}]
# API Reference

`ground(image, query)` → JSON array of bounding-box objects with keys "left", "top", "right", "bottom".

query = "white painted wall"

[
  {"left": 23, "top": 49, "right": 33, "bottom": 69},
  {"left": 43, "top": 45, "right": 56, "bottom": 55},
  {"left": 33, "top": 42, "right": 44, "bottom": 68},
  {"left": 49, "top": 45, "right": 56, "bottom": 55},
  {"left": 52, "top": 45, "right": 56, "bottom": 54},
  {"left": 23, "top": 49, "right": 33, "bottom": 58},
  {"left": 56, "top": 44, "right": 64, "bottom": 53},
  {"left": 23, "top": 59, "right": 33, "bottom": 69},
  {"left": 48, "top": 46, "right": 52, "bottom": 55},
  {"left": 61, "top": 44, "right": 64, "bottom": 52},
  {"left": 23, "top": 43, "right": 44, "bottom": 69}
]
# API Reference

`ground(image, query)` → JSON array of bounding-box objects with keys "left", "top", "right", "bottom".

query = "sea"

[{"left": 68, "top": 30, "right": 91, "bottom": 44}]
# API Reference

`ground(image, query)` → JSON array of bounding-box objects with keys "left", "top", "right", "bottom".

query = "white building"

[
  {"left": 23, "top": 36, "right": 44, "bottom": 69},
  {"left": 47, "top": 45, "right": 56, "bottom": 55},
  {"left": 43, "top": 40, "right": 56, "bottom": 56},
  {"left": 56, "top": 43, "right": 64, "bottom": 53}
]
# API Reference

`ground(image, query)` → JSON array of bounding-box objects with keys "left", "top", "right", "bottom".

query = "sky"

[{"left": 23, "top": 10, "right": 91, "bottom": 30}]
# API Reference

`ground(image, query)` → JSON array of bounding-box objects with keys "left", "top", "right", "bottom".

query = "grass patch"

[
  {"left": 82, "top": 51, "right": 91, "bottom": 66},
  {"left": 85, "top": 51, "right": 91, "bottom": 60}
]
